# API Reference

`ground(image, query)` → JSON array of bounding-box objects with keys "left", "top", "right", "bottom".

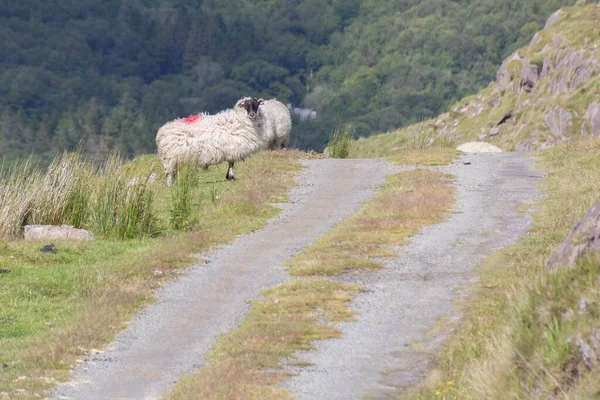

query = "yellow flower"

[
  {"left": 435, "top": 390, "right": 441, "bottom": 396},
  {"left": 447, "top": 381, "right": 453, "bottom": 386}
]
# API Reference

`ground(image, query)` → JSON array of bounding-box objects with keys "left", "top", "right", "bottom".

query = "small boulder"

[
  {"left": 547, "top": 199, "right": 600, "bottom": 269},
  {"left": 544, "top": 108, "right": 572, "bottom": 139},
  {"left": 544, "top": 10, "right": 562, "bottom": 30},
  {"left": 520, "top": 60, "right": 541, "bottom": 92},
  {"left": 456, "top": 142, "right": 503, "bottom": 153},
  {"left": 585, "top": 102, "right": 600, "bottom": 136},
  {"left": 24, "top": 225, "right": 94, "bottom": 241}
]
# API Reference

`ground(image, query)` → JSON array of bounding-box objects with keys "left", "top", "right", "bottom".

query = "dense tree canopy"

[{"left": 0, "top": 0, "right": 575, "bottom": 160}]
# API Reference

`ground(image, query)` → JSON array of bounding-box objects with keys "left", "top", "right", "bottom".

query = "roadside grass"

[
  {"left": 348, "top": 125, "right": 459, "bottom": 166},
  {"left": 388, "top": 148, "right": 459, "bottom": 167},
  {"left": 0, "top": 150, "right": 301, "bottom": 398},
  {"left": 327, "top": 122, "right": 355, "bottom": 159},
  {"left": 168, "top": 169, "right": 455, "bottom": 399},
  {"left": 409, "top": 137, "right": 600, "bottom": 399}
]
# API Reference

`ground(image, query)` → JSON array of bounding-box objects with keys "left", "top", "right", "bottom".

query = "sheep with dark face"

[{"left": 156, "top": 97, "right": 268, "bottom": 184}]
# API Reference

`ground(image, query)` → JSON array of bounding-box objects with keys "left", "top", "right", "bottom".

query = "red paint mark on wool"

[{"left": 181, "top": 114, "right": 201, "bottom": 124}]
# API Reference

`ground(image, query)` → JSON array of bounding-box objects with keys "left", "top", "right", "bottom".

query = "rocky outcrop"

[
  {"left": 550, "top": 49, "right": 599, "bottom": 94},
  {"left": 544, "top": 9, "right": 562, "bottom": 30},
  {"left": 547, "top": 199, "right": 600, "bottom": 269},
  {"left": 544, "top": 108, "right": 573, "bottom": 139},
  {"left": 496, "top": 53, "right": 521, "bottom": 92},
  {"left": 585, "top": 102, "right": 600, "bottom": 136},
  {"left": 520, "top": 59, "right": 541, "bottom": 92},
  {"left": 24, "top": 225, "right": 94, "bottom": 241}
]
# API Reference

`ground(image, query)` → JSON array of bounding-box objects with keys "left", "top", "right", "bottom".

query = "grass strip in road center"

[{"left": 168, "top": 169, "right": 455, "bottom": 399}]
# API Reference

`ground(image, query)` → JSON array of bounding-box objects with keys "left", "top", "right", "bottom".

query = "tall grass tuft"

[
  {"left": 28, "top": 151, "right": 94, "bottom": 227},
  {"left": 89, "top": 154, "right": 157, "bottom": 239},
  {"left": 170, "top": 161, "right": 201, "bottom": 231},
  {"left": 328, "top": 122, "right": 355, "bottom": 158},
  {"left": 404, "top": 124, "right": 456, "bottom": 150},
  {"left": 0, "top": 151, "right": 159, "bottom": 241},
  {"left": 0, "top": 157, "right": 40, "bottom": 239}
]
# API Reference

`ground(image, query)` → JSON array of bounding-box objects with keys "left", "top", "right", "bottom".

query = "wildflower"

[{"left": 447, "top": 381, "right": 453, "bottom": 386}]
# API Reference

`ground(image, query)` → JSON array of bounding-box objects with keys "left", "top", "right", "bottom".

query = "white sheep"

[
  {"left": 155, "top": 97, "right": 268, "bottom": 184},
  {"left": 262, "top": 99, "right": 292, "bottom": 150}
]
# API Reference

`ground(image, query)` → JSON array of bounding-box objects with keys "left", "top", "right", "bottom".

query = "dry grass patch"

[
  {"left": 0, "top": 150, "right": 301, "bottom": 398},
  {"left": 168, "top": 278, "right": 360, "bottom": 400},
  {"left": 288, "top": 169, "right": 455, "bottom": 276},
  {"left": 388, "top": 148, "right": 459, "bottom": 166},
  {"left": 410, "top": 137, "right": 600, "bottom": 399},
  {"left": 168, "top": 169, "right": 455, "bottom": 399}
]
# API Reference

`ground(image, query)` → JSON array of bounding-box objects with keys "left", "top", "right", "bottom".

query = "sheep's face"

[{"left": 236, "top": 97, "right": 264, "bottom": 121}]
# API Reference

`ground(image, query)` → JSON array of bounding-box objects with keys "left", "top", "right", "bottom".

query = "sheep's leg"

[
  {"left": 226, "top": 161, "right": 235, "bottom": 181},
  {"left": 166, "top": 170, "right": 175, "bottom": 187}
]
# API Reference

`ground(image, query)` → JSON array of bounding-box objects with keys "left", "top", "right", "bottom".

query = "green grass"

[
  {"left": 348, "top": 123, "right": 458, "bottom": 166},
  {"left": 327, "top": 122, "right": 355, "bottom": 159},
  {"left": 169, "top": 161, "right": 202, "bottom": 231},
  {"left": 167, "top": 169, "right": 455, "bottom": 399},
  {"left": 0, "top": 150, "right": 302, "bottom": 398},
  {"left": 409, "top": 137, "right": 600, "bottom": 399}
]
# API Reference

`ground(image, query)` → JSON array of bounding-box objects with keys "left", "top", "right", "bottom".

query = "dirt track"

[
  {"left": 52, "top": 158, "right": 400, "bottom": 400},
  {"left": 284, "top": 153, "right": 541, "bottom": 399},
  {"left": 52, "top": 153, "right": 540, "bottom": 400}
]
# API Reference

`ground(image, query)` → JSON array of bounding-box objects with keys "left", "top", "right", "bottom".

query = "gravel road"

[
  {"left": 283, "top": 152, "right": 542, "bottom": 399},
  {"left": 51, "top": 158, "right": 401, "bottom": 400}
]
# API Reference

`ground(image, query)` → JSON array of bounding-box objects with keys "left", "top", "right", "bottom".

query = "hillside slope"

[
  {"left": 0, "top": 0, "right": 575, "bottom": 159},
  {"left": 350, "top": 2, "right": 600, "bottom": 156}
]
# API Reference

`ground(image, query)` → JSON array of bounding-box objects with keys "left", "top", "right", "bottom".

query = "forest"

[{"left": 0, "top": 0, "right": 576, "bottom": 160}]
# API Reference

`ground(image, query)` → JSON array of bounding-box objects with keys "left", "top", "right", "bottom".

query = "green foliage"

[
  {"left": 327, "top": 122, "right": 354, "bottom": 158},
  {"left": 0, "top": 0, "right": 577, "bottom": 157},
  {"left": 89, "top": 155, "right": 157, "bottom": 240},
  {"left": 170, "top": 161, "right": 201, "bottom": 231},
  {"left": 0, "top": 152, "right": 158, "bottom": 240}
]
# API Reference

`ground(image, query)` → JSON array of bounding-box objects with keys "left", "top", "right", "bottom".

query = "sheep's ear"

[{"left": 258, "top": 98, "right": 265, "bottom": 105}]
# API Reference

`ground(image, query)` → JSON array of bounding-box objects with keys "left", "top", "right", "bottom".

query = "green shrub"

[
  {"left": 89, "top": 154, "right": 157, "bottom": 239},
  {"left": 328, "top": 122, "right": 355, "bottom": 158},
  {"left": 170, "top": 161, "right": 201, "bottom": 231}
]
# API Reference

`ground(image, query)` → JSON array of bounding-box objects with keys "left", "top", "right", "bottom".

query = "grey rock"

[
  {"left": 552, "top": 35, "right": 564, "bottom": 49},
  {"left": 544, "top": 108, "right": 572, "bottom": 138},
  {"left": 541, "top": 57, "right": 552, "bottom": 78},
  {"left": 561, "top": 309, "right": 574, "bottom": 322},
  {"left": 23, "top": 225, "right": 94, "bottom": 241},
  {"left": 590, "top": 329, "right": 600, "bottom": 353},
  {"left": 585, "top": 102, "right": 600, "bottom": 136},
  {"left": 550, "top": 50, "right": 599, "bottom": 95},
  {"left": 544, "top": 10, "right": 562, "bottom": 30},
  {"left": 547, "top": 198, "right": 600, "bottom": 269},
  {"left": 578, "top": 298, "right": 590, "bottom": 316},
  {"left": 575, "top": 336, "right": 597, "bottom": 370},
  {"left": 520, "top": 59, "right": 541, "bottom": 92},
  {"left": 496, "top": 53, "right": 521, "bottom": 90},
  {"left": 489, "top": 127, "right": 500, "bottom": 137}
]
